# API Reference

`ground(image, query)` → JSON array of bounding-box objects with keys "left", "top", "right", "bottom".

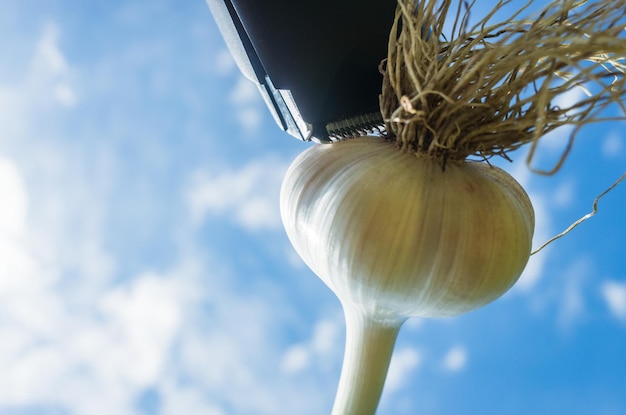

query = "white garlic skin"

[{"left": 281, "top": 136, "right": 535, "bottom": 319}]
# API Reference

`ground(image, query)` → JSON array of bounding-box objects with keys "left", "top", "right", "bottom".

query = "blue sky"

[{"left": 0, "top": 1, "right": 625, "bottom": 415}]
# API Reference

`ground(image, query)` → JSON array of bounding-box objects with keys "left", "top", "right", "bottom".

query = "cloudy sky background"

[{"left": 0, "top": 1, "right": 625, "bottom": 414}]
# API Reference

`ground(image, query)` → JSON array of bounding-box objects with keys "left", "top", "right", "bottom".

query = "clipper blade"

[{"left": 325, "top": 112, "right": 386, "bottom": 142}]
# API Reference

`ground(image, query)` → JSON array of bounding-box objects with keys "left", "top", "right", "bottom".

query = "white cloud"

[
  {"left": 602, "top": 131, "right": 624, "bottom": 158},
  {"left": 171, "top": 274, "right": 336, "bottom": 415},
  {"left": 384, "top": 346, "right": 421, "bottom": 393},
  {"left": 311, "top": 319, "right": 342, "bottom": 356},
  {"left": 555, "top": 258, "right": 591, "bottom": 329},
  {"left": 237, "top": 106, "right": 263, "bottom": 131},
  {"left": 552, "top": 180, "right": 575, "bottom": 209},
  {"left": 553, "top": 86, "right": 587, "bottom": 117},
  {"left": 403, "top": 318, "right": 424, "bottom": 332},
  {"left": 32, "top": 22, "right": 68, "bottom": 77},
  {"left": 95, "top": 273, "right": 184, "bottom": 385},
  {"left": 215, "top": 48, "right": 236, "bottom": 76},
  {"left": 229, "top": 76, "right": 259, "bottom": 105},
  {"left": 0, "top": 21, "right": 77, "bottom": 147},
  {"left": 511, "top": 176, "right": 578, "bottom": 292},
  {"left": 281, "top": 344, "right": 311, "bottom": 373},
  {"left": 601, "top": 280, "right": 626, "bottom": 322},
  {"left": 160, "top": 383, "right": 227, "bottom": 415},
  {"left": 505, "top": 152, "right": 562, "bottom": 292},
  {"left": 285, "top": 243, "right": 307, "bottom": 270},
  {"left": 28, "top": 22, "right": 78, "bottom": 107},
  {"left": 55, "top": 82, "right": 78, "bottom": 107},
  {"left": 1, "top": 205, "right": 335, "bottom": 414},
  {"left": 0, "top": 159, "right": 64, "bottom": 341},
  {"left": 515, "top": 190, "right": 552, "bottom": 290},
  {"left": 442, "top": 345, "right": 467, "bottom": 372},
  {"left": 535, "top": 125, "right": 573, "bottom": 159},
  {"left": 228, "top": 76, "right": 263, "bottom": 131},
  {"left": 280, "top": 317, "right": 343, "bottom": 376},
  {"left": 0, "top": 157, "right": 28, "bottom": 237},
  {"left": 186, "top": 156, "right": 289, "bottom": 231},
  {"left": 0, "top": 14, "right": 345, "bottom": 415},
  {"left": 0, "top": 245, "right": 190, "bottom": 414}
]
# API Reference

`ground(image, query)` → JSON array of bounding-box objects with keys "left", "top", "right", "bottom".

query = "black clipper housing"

[{"left": 206, "top": 0, "right": 397, "bottom": 143}]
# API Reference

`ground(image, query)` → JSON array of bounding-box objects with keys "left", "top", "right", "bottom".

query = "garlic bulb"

[
  {"left": 280, "top": 136, "right": 534, "bottom": 414},
  {"left": 281, "top": 136, "right": 534, "bottom": 318}
]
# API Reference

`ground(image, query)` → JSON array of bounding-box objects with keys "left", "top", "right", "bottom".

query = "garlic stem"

[{"left": 331, "top": 306, "right": 405, "bottom": 415}]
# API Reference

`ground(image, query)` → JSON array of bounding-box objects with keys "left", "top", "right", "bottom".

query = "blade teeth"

[{"left": 326, "top": 112, "right": 386, "bottom": 141}]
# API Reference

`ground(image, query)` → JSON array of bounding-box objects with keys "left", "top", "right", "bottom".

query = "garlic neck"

[{"left": 331, "top": 306, "right": 406, "bottom": 415}]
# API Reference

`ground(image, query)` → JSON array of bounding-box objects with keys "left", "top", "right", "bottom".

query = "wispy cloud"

[
  {"left": 229, "top": 76, "right": 260, "bottom": 105},
  {"left": 0, "top": 16, "right": 334, "bottom": 415},
  {"left": 27, "top": 22, "right": 78, "bottom": 107},
  {"left": 551, "top": 179, "right": 576, "bottom": 209},
  {"left": 384, "top": 346, "right": 422, "bottom": 394},
  {"left": 214, "top": 48, "right": 236, "bottom": 76},
  {"left": 281, "top": 343, "right": 312, "bottom": 373},
  {"left": 602, "top": 130, "right": 625, "bottom": 159},
  {"left": 186, "top": 156, "right": 289, "bottom": 231},
  {"left": 280, "top": 317, "right": 343, "bottom": 375},
  {"left": 442, "top": 345, "right": 467, "bottom": 372},
  {"left": 0, "top": 157, "right": 28, "bottom": 237},
  {"left": 0, "top": 22, "right": 77, "bottom": 147},
  {"left": 601, "top": 280, "right": 626, "bottom": 322},
  {"left": 505, "top": 156, "right": 554, "bottom": 291},
  {"left": 0, "top": 154, "right": 330, "bottom": 414},
  {"left": 0, "top": 151, "right": 188, "bottom": 414},
  {"left": 228, "top": 76, "right": 263, "bottom": 131}
]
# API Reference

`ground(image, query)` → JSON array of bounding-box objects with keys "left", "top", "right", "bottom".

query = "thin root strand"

[{"left": 531, "top": 172, "right": 626, "bottom": 255}]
